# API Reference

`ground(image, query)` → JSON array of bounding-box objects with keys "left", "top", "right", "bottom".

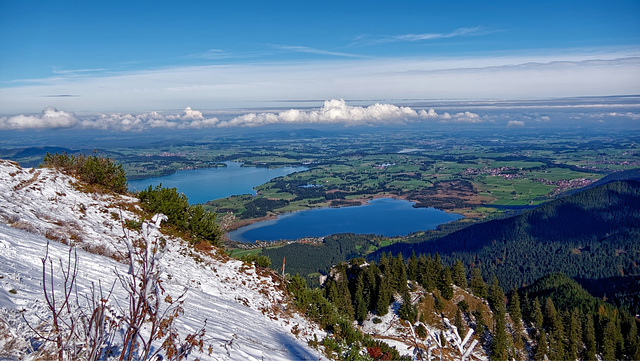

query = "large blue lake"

[
  {"left": 227, "top": 198, "right": 462, "bottom": 243},
  {"left": 128, "top": 163, "right": 463, "bottom": 242},
  {"left": 128, "top": 162, "right": 307, "bottom": 204}
]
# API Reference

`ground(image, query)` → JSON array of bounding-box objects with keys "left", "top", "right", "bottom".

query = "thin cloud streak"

[
  {"left": 186, "top": 49, "right": 233, "bottom": 60},
  {"left": 274, "top": 45, "right": 367, "bottom": 58},
  {"left": 353, "top": 26, "right": 494, "bottom": 45},
  {"left": 184, "top": 49, "right": 276, "bottom": 61},
  {"left": 51, "top": 68, "right": 108, "bottom": 76}
]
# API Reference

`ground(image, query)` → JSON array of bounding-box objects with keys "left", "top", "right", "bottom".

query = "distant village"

[
  {"left": 463, "top": 166, "right": 594, "bottom": 195},
  {"left": 230, "top": 236, "right": 324, "bottom": 250}
]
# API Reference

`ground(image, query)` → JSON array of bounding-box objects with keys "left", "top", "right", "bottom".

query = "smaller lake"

[
  {"left": 128, "top": 162, "right": 307, "bottom": 204},
  {"left": 227, "top": 198, "right": 463, "bottom": 243}
]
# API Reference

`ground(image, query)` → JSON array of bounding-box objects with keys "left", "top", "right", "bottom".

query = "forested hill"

[{"left": 372, "top": 180, "right": 640, "bottom": 291}]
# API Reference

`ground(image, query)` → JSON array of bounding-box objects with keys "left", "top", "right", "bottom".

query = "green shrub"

[
  {"left": 42, "top": 152, "right": 127, "bottom": 193},
  {"left": 138, "top": 184, "right": 189, "bottom": 229},
  {"left": 240, "top": 254, "right": 272, "bottom": 268},
  {"left": 138, "top": 184, "right": 221, "bottom": 245},
  {"left": 187, "top": 205, "right": 222, "bottom": 244}
]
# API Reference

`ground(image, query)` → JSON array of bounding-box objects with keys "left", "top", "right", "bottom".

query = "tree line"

[{"left": 296, "top": 250, "right": 640, "bottom": 360}]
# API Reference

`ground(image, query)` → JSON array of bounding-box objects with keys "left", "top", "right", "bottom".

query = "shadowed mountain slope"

[{"left": 373, "top": 180, "right": 640, "bottom": 291}]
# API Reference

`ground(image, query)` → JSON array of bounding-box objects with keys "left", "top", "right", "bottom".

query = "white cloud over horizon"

[
  {"left": 0, "top": 100, "right": 487, "bottom": 131},
  {"left": 218, "top": 99, "right": 421, "bottom": 127},
  {"left": 507, "top": 120, "right": 526, "bottom": 127},
  {"left": 0, "top": 107, "right": 78, "bottom": 130},
  {"left": 2, "top": 99, "right": 639, "bottom": 132},
  {"left": 78, "top": 107, "right": 220, "bottom": 132}
]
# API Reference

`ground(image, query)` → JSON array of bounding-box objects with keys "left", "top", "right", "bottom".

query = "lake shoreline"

[
  {"left": 128, "top": 161, "right": 307, "bottom": 204},
  {"left": 224, "top": 192, "right": 470, "bottom": 233},
  {"left": 226, "top": 197, "right": 464, "bottom": 243},
  {"left": 224, "top": 193, "right": 408, "bottom": 232}
]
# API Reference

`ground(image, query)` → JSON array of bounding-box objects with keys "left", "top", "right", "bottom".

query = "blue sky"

[{"left": 0, "top": 0, "right": 639, "bottom": 116}]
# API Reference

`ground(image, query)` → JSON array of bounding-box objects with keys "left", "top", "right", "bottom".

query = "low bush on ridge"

[
  {"left": 42, "top": 151, "right": 127, "bottom": 193},
  {"left": 138, "top": 184, "right": 222, "bottom": 246}
]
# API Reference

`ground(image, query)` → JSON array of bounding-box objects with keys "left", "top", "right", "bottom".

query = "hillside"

[
  {"left": 374, "top": 180, "right": 640, "bottom": 292},
  {"left": 0, "top": 160, "right": 326, "bottom": 360}
]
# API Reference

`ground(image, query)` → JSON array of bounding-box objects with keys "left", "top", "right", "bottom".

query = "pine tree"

[
  {"left": 543, "top": 298, "right": 565, "bottom": 361},
  {"left": 520, "top": 291, "right": 531, "bottom": 323},
  {"left": 440, "top": 330, "right": 447, "bottom": 347},
  {"left": 416, "top": 254, "right": 427, "bottom": 286},
  {"left": 488, "top": 276, "right": 504, "bottom": 313},
  {"left": 325, "top": 269, "right": 354, "bottom": 319},
  {"left": 353, "top": 273, "right": 368, "bottom": 323},
  {"left": 622, "top": 314, "right": 640, "bottom": 360},
  {"left": 566, "top": 309, "right": 582, "bottom": 361},
  {"left": 452, "top": 259, "right": 467, "bottom": 289},
  {"left": 364, "top": 264, "right": 377, "bottom": 311},
  {"left": 454, "top": 307, "right": 466, "bottom": 336},
  {"left": 548, "top": 329, "right": 566, "bottom": 361},
  {"left": 531, "top": 298, "right": 544, "bottom": 330},
  {"left": 391, "top": 253, "right": 408, "bottom": 294},
  {"left": 543, "top": 297, "right": 558, "bottom": 331},
  {"left": 508, "top": 289, "right": 524, "bottom": 349},
  {"left": 602, "top": 316, "right": 618, "bottom": 361},
  {"left": 407, "top": 251, "right": 418, "bottom": 281},
  {"left": 534, "top": 329, "right": 548, "bottom": 361},
  {"left": 469, "top": 267, "right": 487, "bottom": 299},
  {"left": 378, "top": 252, "right": 389, "bottom": 274},
  {"left": 583, "top": 314, "right": 597, "bottom": 361},
  {"left": 434, "top": 253, "right": 443, "bottom": 273},
  {"left": 398, "top": 291, "right": 417, "bottom": 322},
  {"left": 490, "top": 302, "right": 508, "bottom": 361},
  {"left": 421, "top": 254, "right": 439, "bottom": 291},
  {"left": 439, "top": 267, "right": 454, "bottom": 300},
  {"left": 433, "top": 291, "right": 446, "bottom": 313},
  {"left": 375, "top": 272, "right": 392, "bottom": 316},
  {"left": 473, "top": 309, "right": 487, "bottom": 335}
]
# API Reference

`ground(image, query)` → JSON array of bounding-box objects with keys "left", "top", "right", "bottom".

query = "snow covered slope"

[{"left": 0, "top": 160, "right": 326, "bottom": 360}]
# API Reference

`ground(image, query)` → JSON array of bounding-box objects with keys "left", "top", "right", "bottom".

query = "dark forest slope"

[{"left": 373, "top": 180, "right": 640, "bottom": 291}]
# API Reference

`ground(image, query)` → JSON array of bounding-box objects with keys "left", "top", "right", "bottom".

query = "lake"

[
  {"left": 227, "top": 198, "right": 463, "bottom": 243},
  {"left": 128, "top": 162, "right": 307, "bottom": 204}
]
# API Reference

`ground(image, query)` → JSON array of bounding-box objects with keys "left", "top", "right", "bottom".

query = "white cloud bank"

[
  {"left": 219, "top": 100, "right": 489, "bottom": 127},
  {"left": 0, "top": 107, "right": 77, "bottom": 130},
  {"left": 0, "top": 100, "right": 485, "bottom": 131},
  {"left": 4, "top": 99, "right": 638, "bottom": 132},
  {"left": 218, "top": 99, "right": 421, "bottom": 127},
  {"left": 507, "top": 120, "right": 526, "bottom": 127},
  {"left": 80, "top": 107, "right": 219, "bottom": 132}
]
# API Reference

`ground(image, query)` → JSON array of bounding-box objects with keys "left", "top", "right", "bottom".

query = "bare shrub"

[
  {"left": 28, "top": 214, "right": 210, "bottom": 361},
  {"left": 10, "top": 220, "right": 38, "bottom": 234}
]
